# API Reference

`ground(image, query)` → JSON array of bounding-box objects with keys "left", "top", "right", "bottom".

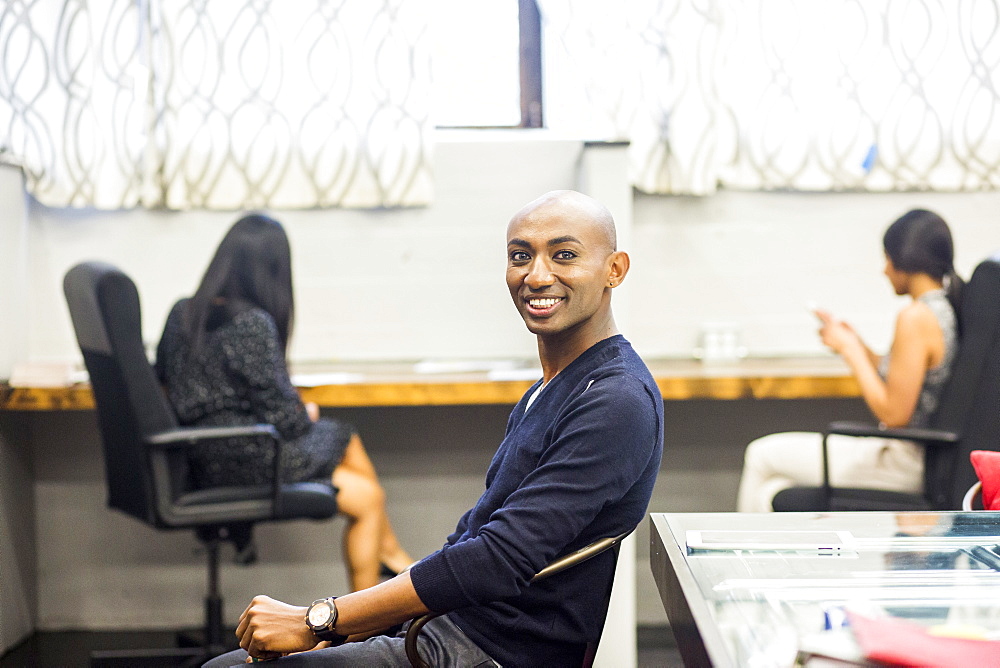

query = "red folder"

[{"left": 847, "top": 611, "right": 1000, "bottom": 667}]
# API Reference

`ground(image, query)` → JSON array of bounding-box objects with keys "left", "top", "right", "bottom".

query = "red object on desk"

[
  {"left": 847, "top": 611, "right": 1000, "bottom": 667},
  {"left": 971, "top": 450, "right": 1000, "bottom": 510}
]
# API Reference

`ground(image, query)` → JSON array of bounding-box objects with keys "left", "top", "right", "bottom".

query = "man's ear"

[{"left": 608, "top": 251, "right": 630, "bottom": 286}]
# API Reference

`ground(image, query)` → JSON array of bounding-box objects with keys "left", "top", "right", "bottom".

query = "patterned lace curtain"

[
  {"left": 540, "top": 0, "right": 1000, "bottom": 195},
  {"left": 0, "top": 0, "right": 432, "bottom": 209}
]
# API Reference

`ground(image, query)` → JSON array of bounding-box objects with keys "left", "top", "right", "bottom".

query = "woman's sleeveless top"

[{"left": 878, "top": 289, "right": 958, "bottom": 428}]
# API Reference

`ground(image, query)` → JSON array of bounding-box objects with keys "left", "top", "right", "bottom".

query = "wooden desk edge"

[{"left": 0, "top": 373, "right": 860, "bottom": 412}]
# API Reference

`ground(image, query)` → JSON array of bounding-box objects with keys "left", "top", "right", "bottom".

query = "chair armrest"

[
  {"left": 531, "top": 531, "right": 630, "bottom": 582},
  {"left": 147, "top": 423, "right": 285, "bottom": 511},
  {"left": 404, "top": 612, "right": 441, "bottom": 668},
  {"left": 816, "top": 422, "right": 960, "bottom": 506},
  {"left": 826, "top": 421, "right": 959, "bottom": 446},
  {"left": 963, "top": 480, "right": 983, "bottom": 511},
  {"left": 147, "top": 423, "right": 281, "bottom": 447}
]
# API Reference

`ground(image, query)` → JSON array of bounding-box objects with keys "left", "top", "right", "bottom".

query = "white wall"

[
  {"left": 19, "top": 132, "right": 593, "bottom": 372},
  {"left": 0, "top": 165, "right": 29, "bottom": 381},
  {"left": 628, "top": 189, "right": 1000, "bottom": 361},
  {"left": 15, "top": 138, "right": 1000, "bottom": 374},
  {"left": 0, "top": 164, "right": 35, "bottom": 653}
]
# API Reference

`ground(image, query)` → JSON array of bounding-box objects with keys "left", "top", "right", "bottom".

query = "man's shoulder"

[
  {"left": 571, "top": 359, "right": 661, "bottom": 425},
  {"left": 587, "top": 340, "right": 660, "bottom": 399},
  {"left": 584, "top": 366, "right": 661, "bottom": 412}
]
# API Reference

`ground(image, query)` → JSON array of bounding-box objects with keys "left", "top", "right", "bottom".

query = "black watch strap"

[{"left": 313, "top": 624, "right": 350, "bottom": 645}]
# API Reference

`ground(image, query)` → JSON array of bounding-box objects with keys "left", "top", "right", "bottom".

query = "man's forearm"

[{"left": 335, "top": 571, "right": 432, "bottom": 636}]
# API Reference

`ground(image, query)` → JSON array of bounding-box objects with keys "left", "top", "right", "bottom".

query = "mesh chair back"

[
  {"left": 64, "top": 262, "right": 178, "bottom": 525},
  {"left": 926, "top": 260, "right": 1000, "bottom": 508}
]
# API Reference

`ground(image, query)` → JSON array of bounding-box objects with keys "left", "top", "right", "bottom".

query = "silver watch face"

[{"left": 307, "top": 600, "right": 334, "bottom": 628}]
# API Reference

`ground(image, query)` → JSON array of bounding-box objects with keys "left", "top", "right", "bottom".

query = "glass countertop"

[{"left": 652, "top": 511, "right": 1000, "bottom": 667}]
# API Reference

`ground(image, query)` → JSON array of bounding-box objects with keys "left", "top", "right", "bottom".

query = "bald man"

[{"left": 205, "top": 191, "right": 663, "bottom": 667}]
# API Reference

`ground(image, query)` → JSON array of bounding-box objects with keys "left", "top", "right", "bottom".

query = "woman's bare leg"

[
  {"left": 333, "top": 435, "right": 415, "bottom": 586},
  {"left": 331, "top": 467, "right": 384, "bottom": 591},
  {"left": 338, "top": 434, "right": 379, "bottom": 481}
]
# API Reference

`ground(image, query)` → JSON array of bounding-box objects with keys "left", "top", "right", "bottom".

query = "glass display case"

[{"left": 650, "top": 511, "right": 1000, "bottom": 667}]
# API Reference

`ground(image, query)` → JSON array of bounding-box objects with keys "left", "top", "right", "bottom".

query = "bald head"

[{"left": 508, "top": 190, "right": 617, "bottom": 253}]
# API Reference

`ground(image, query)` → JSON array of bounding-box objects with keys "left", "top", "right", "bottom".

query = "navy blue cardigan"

[{"left": 409, "top": 335, "right": 664, "bottom": 666}]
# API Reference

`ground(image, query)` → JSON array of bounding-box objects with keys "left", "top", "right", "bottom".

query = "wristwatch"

[{"left": 305, "top": 597, "right": 350, "bottom": 645}]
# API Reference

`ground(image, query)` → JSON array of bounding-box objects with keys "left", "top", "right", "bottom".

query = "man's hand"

[
  {"left": 234, "top": 574, "right": 431, "bottom": 661},
  {"left": 236, "top": 595, "right": 322, "bottom": 660}
]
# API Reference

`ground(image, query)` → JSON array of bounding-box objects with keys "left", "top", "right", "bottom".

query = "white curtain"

[
  {"left": 0, "top": 0, "right": 433, "bottom": 209},
  {"left": 0, "top": 1, "right": 148, "bottom": 208},
  {"left": 540, "top": 0, "right": 1000, "bottom": 195}
]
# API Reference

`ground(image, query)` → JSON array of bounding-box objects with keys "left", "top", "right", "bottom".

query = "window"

[{"left": 431, "top": 0, "right": 542, "bottom": 128}]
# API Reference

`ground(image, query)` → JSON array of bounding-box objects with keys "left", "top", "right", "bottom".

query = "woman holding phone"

[{"left": 737, "top": 209, "right": 963, "bottom": 512}]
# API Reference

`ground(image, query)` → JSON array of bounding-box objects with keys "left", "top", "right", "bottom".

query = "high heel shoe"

[{"left": 233, "top": 538, "right": 258, "bottom": 566}]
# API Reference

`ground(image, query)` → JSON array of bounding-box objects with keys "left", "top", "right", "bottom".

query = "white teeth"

[{"left": 529, "top": 298, "right": 561, "bottom": 308}]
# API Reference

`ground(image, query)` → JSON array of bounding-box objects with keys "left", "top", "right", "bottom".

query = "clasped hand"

[{"left": 237, "top": 595, "right": 322, "bottom": 661}]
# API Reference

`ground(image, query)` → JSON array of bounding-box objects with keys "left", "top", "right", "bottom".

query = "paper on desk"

[
  {"left": 290, "top": 372, "right": 365, "bottom": 387},
  {"left": 8, "top": 362, "right": 88, "bottom": 387},
  {"left": 414, "top": 359, "right": 518, "bottom": 374},
  {"left": 487, "top": 367, "right": 542, "bottom": 381},
  {"left": 796, "top": 627, "right": 866, "bottom": 666}
]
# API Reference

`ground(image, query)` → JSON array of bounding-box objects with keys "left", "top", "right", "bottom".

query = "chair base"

[
  {"left": 90, "top": 645, "right": 207, "bottom": 668},
  {"left": 88, "top": 627, "right": 238, "bottom": 667},
  {"left": 90, "top": 534, "right": 235, "bottom": 666}
]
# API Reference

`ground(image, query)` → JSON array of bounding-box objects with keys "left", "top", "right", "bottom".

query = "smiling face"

[{"left": 505, "top": 191, "right": 628, "bottom": 349}]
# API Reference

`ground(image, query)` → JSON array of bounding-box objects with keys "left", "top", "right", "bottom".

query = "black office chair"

[
  {"left": 772, "top": 259, "right": 1000, "bottom": 512},
  {"left": 404, "top": 531, "right": 629, "bottom": 668},
  {"left": 64, "top": 261, "right": 339, "bottom": 666}
]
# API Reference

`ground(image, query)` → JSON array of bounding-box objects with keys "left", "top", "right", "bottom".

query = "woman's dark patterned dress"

[{"left": 155, "top": 299, "right": 351, "bottom": 488}]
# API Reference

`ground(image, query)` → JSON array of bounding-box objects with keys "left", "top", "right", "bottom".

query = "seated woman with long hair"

[
  {"left": 155, "top": 213, "right": 413, "bottom": 590},
  {"left": 737, "top": 209, "right": 964, "bottom": 512}
]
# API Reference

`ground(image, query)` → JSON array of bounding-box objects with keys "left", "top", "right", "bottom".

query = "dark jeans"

[{"left": 202, "top": 614, "right": 498, "bottom": 668}]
